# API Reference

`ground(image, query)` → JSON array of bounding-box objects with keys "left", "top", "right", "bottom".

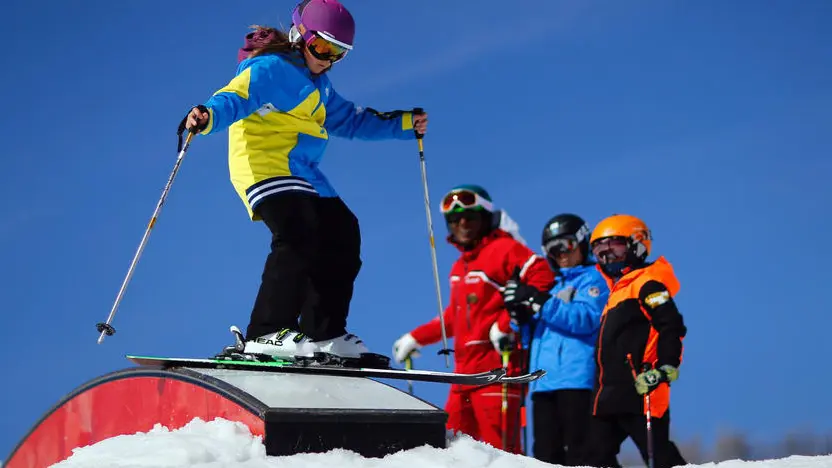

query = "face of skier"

[
  {"left": 555, "top": 247, "right": 584, "bottom": 268},
  {"left": 302, "top": 45, "right": 333, "bottom": 74},
  {"left": 592, "top": 237, "right": 629, "bottom": 264},
  {"left": 447, "top": 210, "right": 485, "bottom": 246},
  {"left": 544, "top": 236, "right": 585, "bottom": 269},
  {"left": 544, "top": 235, "right": 584, "bottom": 268}
]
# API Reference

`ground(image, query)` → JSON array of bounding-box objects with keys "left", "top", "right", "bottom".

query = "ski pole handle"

[
  {"left": 413, "top": 107, "right": 425, "bottom": 140},
  {"left": 405, "top": 356, "right": 414, "bottom": 395}
]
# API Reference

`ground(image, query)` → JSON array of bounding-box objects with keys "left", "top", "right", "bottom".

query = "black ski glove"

[
  {"left": 177, "top": 105, "right": 209, "bottom": 151},
  {"left": 507, "top": 303, "right": 535, "bottom": 325},
  {"left": 502, "top": 268, "right": 551, "bottom": 325}
]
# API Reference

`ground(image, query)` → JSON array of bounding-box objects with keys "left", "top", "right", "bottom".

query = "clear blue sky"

[{"left": 1, "top": 0, "right": 830, "bottom": 459}]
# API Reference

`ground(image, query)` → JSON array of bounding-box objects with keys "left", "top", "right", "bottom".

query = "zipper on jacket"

[
  {"left": 626, "top": 353, "right": 638, "bottom": 379},
  {"left": 592, "top": 313, "right": 608, "bottom": 415},
  {"left": 463, "top": 260, "right": 471, "bottom": 329}
]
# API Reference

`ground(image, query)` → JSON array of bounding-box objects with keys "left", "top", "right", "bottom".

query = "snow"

[
  {"left": 190, "top": 368, "right": 436, "bottom": 410},
  {"left": 49, "top": 418, "right": 832, "bottom": 468}
]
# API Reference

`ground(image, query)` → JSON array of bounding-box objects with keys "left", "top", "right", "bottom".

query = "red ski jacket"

[{"left": 410, "top": 229, "right": 555, "bottom": 392}]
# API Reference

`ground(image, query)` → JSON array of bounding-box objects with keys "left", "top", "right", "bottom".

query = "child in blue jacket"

[{"left": 502, "top": 213, "right": 609, "bottom": 465}]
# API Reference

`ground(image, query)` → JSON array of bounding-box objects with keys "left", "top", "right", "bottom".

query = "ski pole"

[
  {"left": 95, "top": 130, "right": 196, "bottom": 344},
  {"left": 413, "top": 107, "right": 452, "bottom": 368},
  {"left": 519, "top": 322, "right": 536, "bottom": 455},
  {"left": 501, "top": 347, "right": 511, "bottom": 451},
  {"left": 628, "top": 354, "right": 655, "bottom": 468},
  {"left": 405, "top": 356, "right": 414, "bottom": 395},
  {"left": 644, "top": 396, "right": 655, "bottom": 468},
  {"left": 642, "top": 363, "right": 655, "bottom": 468}
]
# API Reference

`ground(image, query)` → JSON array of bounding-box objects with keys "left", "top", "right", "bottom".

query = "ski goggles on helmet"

[
  {"left": 440, "top": 189, "right": 494, "bottom": 214},
  {"left": 306, "top": 31, "right": 352, "bottom": 63},
  {"left": 543, "top": 236, "right": 580, "bottom": 257},
  {"left": 591, "top": 237, "right": 629, "bottom": 262}
]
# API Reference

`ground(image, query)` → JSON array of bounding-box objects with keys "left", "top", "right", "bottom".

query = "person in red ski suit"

[{"left": 391, "top": 184, "right": 555, "bottom": 453}]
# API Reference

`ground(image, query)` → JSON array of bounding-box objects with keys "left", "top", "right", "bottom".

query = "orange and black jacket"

[{"left": 592, "top": 256, "right": 687, "bottom": 419}]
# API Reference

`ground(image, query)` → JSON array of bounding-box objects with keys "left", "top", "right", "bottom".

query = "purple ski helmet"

[{"left": 290, "top": 0, "right": 356, "bottom": 52}]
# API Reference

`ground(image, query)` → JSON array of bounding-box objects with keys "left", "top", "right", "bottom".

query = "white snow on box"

[
  {"left": 191, "top": 368, "right": 435, "bottom": 410},
  {"left": 49, "top": 418, "right": 832, "bottom": 468}
]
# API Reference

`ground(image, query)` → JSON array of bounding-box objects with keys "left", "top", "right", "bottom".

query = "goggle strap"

[{"left": 316, "top": 31, "right": 353, "bottom": 50}]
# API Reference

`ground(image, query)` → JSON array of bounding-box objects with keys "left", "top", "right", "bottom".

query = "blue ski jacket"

[
  {"left": 513, "top": 263, "right": 610, "bottom": 394},
  {"left": 199, "top": 52, "right": 417, "bottom": 220}
]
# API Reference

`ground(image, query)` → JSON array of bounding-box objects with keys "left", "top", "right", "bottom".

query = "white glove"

[
  {"left": 392, "top": 333, "right": 421, "bottom": 363},
  {"left": 489, "top": 322, "right": 514, "bottom": 353}
]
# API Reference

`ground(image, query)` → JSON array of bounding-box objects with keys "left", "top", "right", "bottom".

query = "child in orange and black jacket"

[{"left": 583, "top": 214, "right": 688, "bottom": 468}]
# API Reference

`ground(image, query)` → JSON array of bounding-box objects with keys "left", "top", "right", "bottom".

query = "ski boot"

[
  {"left": 215, "top": 326, "right": 317, "bottom": 363},
  {"left": 295, "top": 333, "right": 391, "bottom": 369}
]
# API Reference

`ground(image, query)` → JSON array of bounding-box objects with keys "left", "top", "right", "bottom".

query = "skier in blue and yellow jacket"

[
  {"left": 501, "top": 214, "right": 609, "bottom": 466},
  {"left": 183, "top": 0, "right": 428, "bottom": 361}
]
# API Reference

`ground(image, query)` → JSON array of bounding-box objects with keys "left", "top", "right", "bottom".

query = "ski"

[
  {"left": 126, "top": 354, "right": 545, "bottom": 386},
  {"left": 497, "top": 368, "right": 546, "bottom": 384}
]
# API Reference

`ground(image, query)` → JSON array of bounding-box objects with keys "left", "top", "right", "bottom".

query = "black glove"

[
  {"left": 506, "top": 303, "right": 534, "bottom": 325},
  {"left": 177, "top": 105, "right": 209, "bottom": 151},
  {"left": 502, "top": 268, "right": 551, "bottom": 324}
]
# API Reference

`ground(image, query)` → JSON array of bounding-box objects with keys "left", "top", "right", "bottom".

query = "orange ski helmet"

[{"left": 590, "top": 214, "right": 652, "bottom": 263}]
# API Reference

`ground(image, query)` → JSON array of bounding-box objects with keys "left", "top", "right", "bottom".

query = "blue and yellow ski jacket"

[{"left": 200, "top": 52, "right": 417, "bottom": 220}]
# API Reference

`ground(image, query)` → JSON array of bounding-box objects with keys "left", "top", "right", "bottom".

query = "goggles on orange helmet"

[{"left": 590, "top": 236, "right": 630, "bottom": 263}]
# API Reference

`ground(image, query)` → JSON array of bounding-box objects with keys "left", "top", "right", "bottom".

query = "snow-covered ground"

[{"left": 47, "top": 418, "right": 832, "bottom": 468}]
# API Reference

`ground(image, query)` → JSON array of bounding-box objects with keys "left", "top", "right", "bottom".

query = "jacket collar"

[
  {"left": 447, "top": 228, "right": 511, "bottom": 260},
  {"left": 597, "top": 256, "right": 680, "bottom": 295},
  {"left": 558, "top": 263, "right": 596, "bottom": 280}
]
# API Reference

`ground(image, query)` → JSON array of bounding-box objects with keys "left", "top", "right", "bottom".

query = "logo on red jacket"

[{"left": 464, "top": 275, "right": 482, "bottom": 284}]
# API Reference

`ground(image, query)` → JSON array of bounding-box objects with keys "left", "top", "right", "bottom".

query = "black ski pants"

[
  {"left": 531, "top": 389, "right": 593, "bottom": 466},
  {"left": 582, "top": 411, "right": 687, "bottom": 468},
  {"left": 245, "top": 193, "right": 362, "bottom": 342}
]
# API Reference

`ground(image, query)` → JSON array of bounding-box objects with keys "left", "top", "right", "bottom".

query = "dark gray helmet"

[{"left": 541, "top": 213, "right": 591, "bottom": 268}]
